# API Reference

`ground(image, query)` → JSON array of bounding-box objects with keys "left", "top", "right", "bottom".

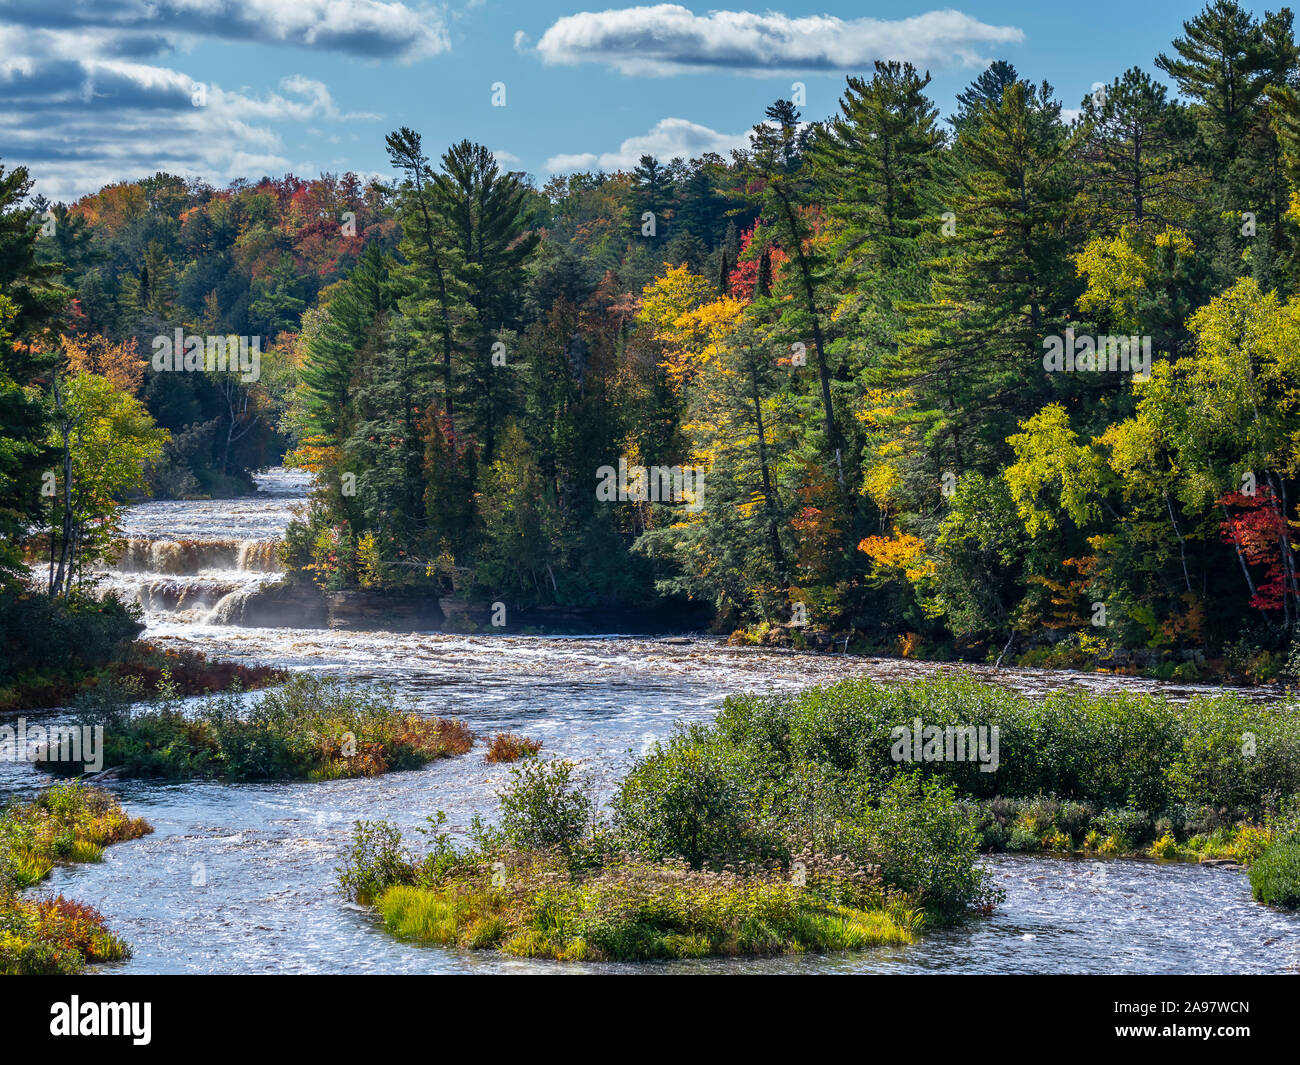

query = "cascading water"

[
  {"left": 5, "top": 467, "right": 1298, "bottom": 974},
  {"left": 89, "top": 468, "right": 306, "bottom": 625}
]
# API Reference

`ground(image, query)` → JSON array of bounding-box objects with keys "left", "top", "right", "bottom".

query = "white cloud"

[
  {"left": 0, "top": 6, "right": 406, "bottom": 201},
  {"left": 545, "top": 116, "right": 753, "bottom": 173},
  {"left": 536, "top": 5, "right": 1024, "bottom": 76},
  {"left": 0, "top": 55, "right": 372, "bottom": 200},
  {"left": 2, "top": 0, "right": 450, "bottom": 62}
]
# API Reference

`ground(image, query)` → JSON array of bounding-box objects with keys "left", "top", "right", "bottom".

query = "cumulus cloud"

[
  {"left": 0, "top": 44, "right": 370, "bottom": 200},
  {"left": 545, "top": 116, "right": 753, "bottom": 173},
  {"left": 536, "top": 5, "right": 1024, "bottom": 76},
  {"left": 0, "top": 2, "right": 429, "bottom": 200},
  {"left": 2, "top": 0, "right": 449, "bottom": 62}
]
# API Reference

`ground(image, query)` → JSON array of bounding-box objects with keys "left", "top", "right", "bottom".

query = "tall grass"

[
  {"left": 372, "top": 850, "right": 921, "bottom": 962},
  {"left": 340, "top": 764, "right": 933, "bottom": 962}
]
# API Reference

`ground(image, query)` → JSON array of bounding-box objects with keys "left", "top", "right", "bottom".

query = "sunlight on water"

[{"left": 9, "top": 468, "right": 1296, "bottom": 974}]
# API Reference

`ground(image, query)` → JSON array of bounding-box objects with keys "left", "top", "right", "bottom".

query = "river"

[{"left": 8, "top": 469, "right": 1300, "bottom": 973}]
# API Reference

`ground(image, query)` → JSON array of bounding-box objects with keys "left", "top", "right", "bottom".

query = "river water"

[{"left": 9, "top": 469, "right": 1300, "bottom": 973}]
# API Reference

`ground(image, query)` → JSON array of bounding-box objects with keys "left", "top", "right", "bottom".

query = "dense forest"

[{"left": 9, "top": 2, "right": 1300, "bottom": 680}]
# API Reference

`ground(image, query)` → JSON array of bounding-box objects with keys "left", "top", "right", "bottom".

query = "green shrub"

[
  {"left": 711, "top": 678, "right": 1300, "bottom": 819},
  {"left": 614, "top": 731, "right": 996, "bottom": 919},
  {"left": 1095, "top": 807, "right": 1154, "bottom": 848},
  {"left": 0, "top": 588, "right": 141, "bottom": 686},
  {"left": 1250, "top": 842, "right": 1300, "bottom": 908},
  {"left": 490, "top": 759, "right": 597, "bottom": 857},
  {"left": 0, "top": 784, "right": 146, "bottom": 973},
  {"left": 847, "top": 775, "right": 1001, "bottom": 918},
  {"left": 336, "top": 819, "right": 416, "bottom": 905},
  {"left": 1059, "top": 802, "right": 1097, "bottom": 841},
  {"left": 613, "top": 729, "right": 781, "bottom": 867}
]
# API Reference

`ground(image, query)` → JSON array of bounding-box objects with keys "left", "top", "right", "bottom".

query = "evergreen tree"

[
  {"left": 385, "top": 127, "right": 468, "bottom": 434},
  {"left": 431, "top": 140, "right": 539, "bottom": 462},
  {"left": 0, "top": 161, "right": 68, "bottom": 584},
  {"left": 734, "top": 100, "right": 844, "bottom": 490},
  {"left": 1075, "top": 67, "right": 1200, "bottom": 232},
  {"left": 1156, "top": 1, "right": 1275, "bottom": 163},
  {"left": 903, "top": 81, "right": 1077, "bottom": 479},
  {"left": 950, "top": 60, "right": 1024, "bottom": 132}
]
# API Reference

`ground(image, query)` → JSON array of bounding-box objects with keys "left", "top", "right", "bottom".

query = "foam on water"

[{"left": 5, "top": 467, "right": 1293, "bottom": 973}]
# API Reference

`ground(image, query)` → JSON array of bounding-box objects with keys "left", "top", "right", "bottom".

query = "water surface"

[{"left": 10, "top": 469, "right": 1298, "bottom": 974}]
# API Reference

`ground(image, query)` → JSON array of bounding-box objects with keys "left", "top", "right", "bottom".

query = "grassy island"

[
  {"left": 0, "top": 783, "right": 151, "bottom": 974},
  {"left": 42, "top": 675, "right": 473, "bottom": 782},
  {"left": 342, "top": 676, "right": 1300, "bottom": 963}
]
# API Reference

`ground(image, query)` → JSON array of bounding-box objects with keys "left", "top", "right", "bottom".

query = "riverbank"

[
  {"left": 0, "top": 783, "right": 150, "bottom": 974},
  {"left": 198, "top": 572, "right": 1292, "bottom": 691},
  {"left": 338, "top": 674, "right": 1300, "bottom": 963},
  {"left": 727, "top": 621, "right": 1292, "bottom": 688},
  {"left": 20, "top": 632, "right": 1298, "bottom": 974},
  {"left": 632, "top": 674, "right": 1300, "bottom": 909},
  {"left": 1, "top": 635, "right": 286, "bottom": 713},
  {"left": 207, "top": 578, "right": 716, "bottom": 634},
  {"left": 344, "top": 665, "right": 1300, "bottom": 964}
]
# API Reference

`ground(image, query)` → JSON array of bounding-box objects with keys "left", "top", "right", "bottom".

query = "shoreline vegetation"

[
  {"left": 728, "top": 621, "right": 1287, "bottom": 688},
  {"left": 0, "top": 783, "right": 151, "bottom": 974},
  {"left": 0, "top": 638, "right": 285, "bottom": 713},
  {"left": 39, "top": 675, "right": 473, "bottom": 782},
  {"left": 484, "top": 732, "right": 543, "bottom": 764},
  {"left": 673, "top": 677, "right": 1300, "bottom": 869},
  {"left": 0, "top": 586, "right": 285, "bottom": 712},
  {"left": 337, "top": 764, "right": 939, "bottom": 962},
  {"left": 342, "top": 676, "right": 1300, "bottom": 963}
]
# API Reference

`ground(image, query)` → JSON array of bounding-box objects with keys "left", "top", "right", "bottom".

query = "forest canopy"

[{"left": 6, "top": 1, "right": 1300, "bottom": 678}]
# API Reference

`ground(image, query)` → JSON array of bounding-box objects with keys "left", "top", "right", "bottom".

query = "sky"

[{"left": 0, "top": 1, "right": 1267, "bottom": 202}]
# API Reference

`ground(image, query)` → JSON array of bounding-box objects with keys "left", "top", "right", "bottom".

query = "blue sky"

[{"left": 0, "top": 1, "right": 1268, "bottom": 202}]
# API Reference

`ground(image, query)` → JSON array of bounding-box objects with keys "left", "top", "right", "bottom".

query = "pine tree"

[
  {"left": 0, "top": 160, "right": 68, "bottom": 585},
  {"left": 1156, "top": 1, "right": 1274, "bottom": 162},
  {"left": 903, "top": 81, "right": 1077, "bottom": 478},
  {"left": 1075, "top": 67, "right": 1200, "bottom": 232},
  {"left": 299, "top": 241, "right": 394, "bottom": 444},
  {"left": 816, "top": 62, "right": 943, "bottom": 275},
  {"left": 813, "top": 60, "right": 943, "bottom": 397},
  {"left": 431, "top": 140, "right": 539, "bottom": 462},
  {"left": 734, "top": 100, "right": 844, "bottom": 490},
  {"left": 629, "top": 154, "right": 675, "bottom": 244},
  {"left": 950, "top": 61, "right": 1024, "bottom": 132},
  {"left": 385, "top": 127, "right": 468, "bottom": 434}
]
